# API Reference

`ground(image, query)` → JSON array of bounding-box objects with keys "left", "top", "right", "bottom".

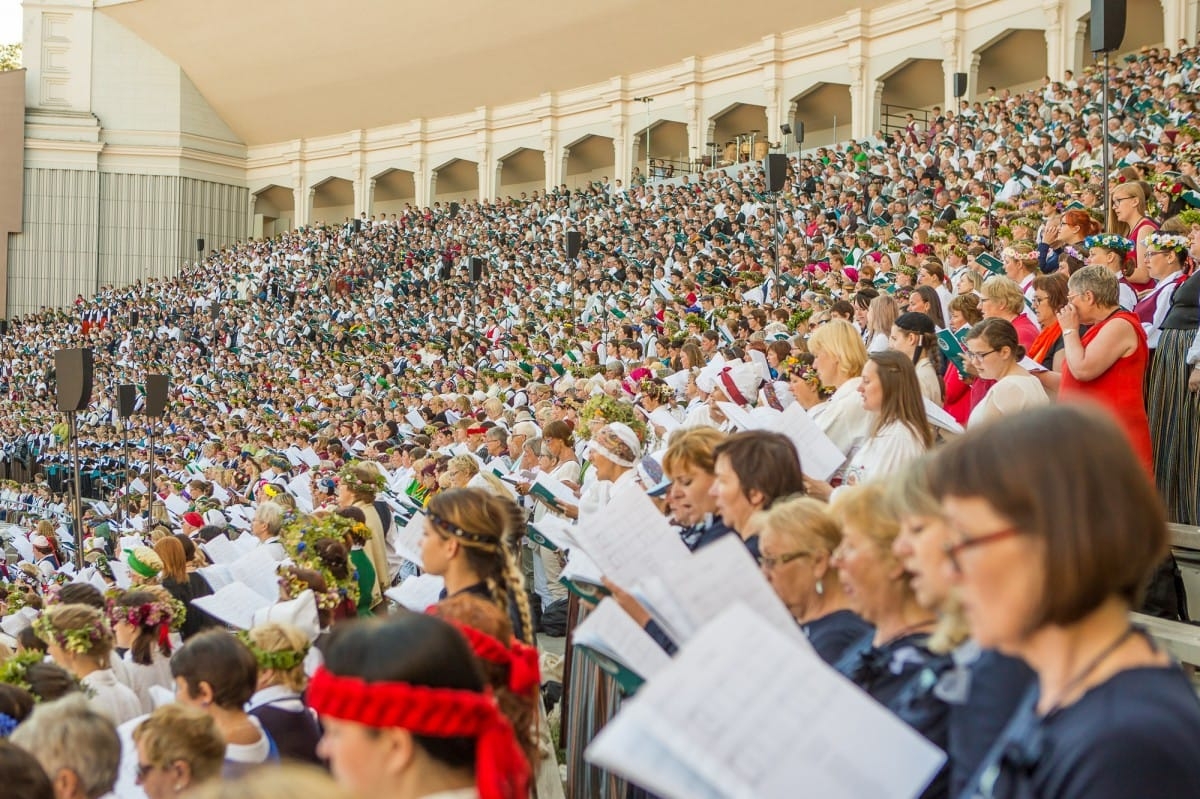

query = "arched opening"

[
  {"left": 790, "top": 83, "right": 852, "bottom": 149},
  {"left": 976, "top": 30, "right": 1048, "bottom": 96},
  {"left": 433, "top": 158, "right": 479, "bottom": 205},
  {"left": 635, "top": 120, "right": 690, "bottom": 179},
  {"left": 311, "top": 177, "right": 354, "bottom": 225},
  {"left": 253, "top": 185, "right": 294, "bottom": 239},
  {"left": 564, "top": 134, "right": 615, "bottom": 189},
  {"left": 879, "top": 58, "right": 944, "bottom": 136},
  {"left": 711, "top": 102, "right": 769, "bottom": 166},
  {"left": 498, "top": 148, "right": 546, "bottom": 199},
  {"left": 372, "top": 168, "right": 416, "bottom": 217}
]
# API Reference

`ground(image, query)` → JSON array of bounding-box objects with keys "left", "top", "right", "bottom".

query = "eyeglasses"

[
  {"left": 759, "top": 550, "right": 812, "bottom": 570},
  {"left": 1111, "top": 196, "right": 1135, "bottom": 205},
  {"left": 943, "top": 526, "right": 1025, "bottom": 573},
  {"left": 966, "top": 348, "right": 997, "bottom": 362}
]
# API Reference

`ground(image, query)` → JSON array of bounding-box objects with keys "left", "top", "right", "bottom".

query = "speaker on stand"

[
  {"left": 54, "top": 348, "right": 94, "bottom": 570},
  {"left": 117, "top": 384, "right": 136, "bottom": 522},
  {"left": 143, "top": 375, "right": 169, "bottom": 521},
  {"left": 1091, "top": 0, "right": 1126, "bottom": 213},
  {"left": 953, "top": 72, "right": 968, "bottom": 100},
  {"left": 764, "top": 153, "right": 790, "bottom": 302}
]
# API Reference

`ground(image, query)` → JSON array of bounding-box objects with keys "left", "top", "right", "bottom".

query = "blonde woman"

[
  {"left": 864, "top": 294, "right": 900, "bottom": 354},
  {"left": 757, "top": 497, "right": 870, "bottom": 664},
  {"left": 794, "top": 319, "right": 872, "bottom": 451},
  {"left": 132, "top": 703, "right": 225, "bottom": 799},
  {"left": 335, "top": 462, "right": 389, "bottom": 607},
  {"left": 34, "top": 604, "right": 142, "bottom": 725},
  {"left": 1108, "top": 181, "right": 1158, "bottom": 290},
  {"left": 244, "top": 622, "right": 321, "bottom": 765}
]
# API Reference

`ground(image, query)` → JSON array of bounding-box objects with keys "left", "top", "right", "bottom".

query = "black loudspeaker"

[
  {"left": 795, "top": 121, "right": 804, "bottom": 145},
  {"left": 449, "top": 202, "right": 460, "bottom": 219},
  {"left": 196, "top": 238, "right": 204, "bottom": 253},
  {"left": 764, "top": 153, "right": 788, "bottom": 192},
  {"left": 470, "top": 257, "right": 484, "bottom": 281},
  {"left": 567, "top": 230, "right": 583, "bottom": 260},
  {"left": 1091, "top": 0, "right": 1125, "bottom": 52},
  {"left": 54, "top": 348, "right": 94, "bottom": 412},
  {"left": 353, "top": 218, "right": 362, "bottom": 233},
  {"left": 953, "top": 72, "right": 968, "bottom": 99},
  {"left": 144, "top": 374, "right": 169, "bottom": 418},
  {"left": 117, "top": 384, "right": 137, "bottom": 418},
  {"left": 0, "top": 319, "right": 7, "bottom": 336}
]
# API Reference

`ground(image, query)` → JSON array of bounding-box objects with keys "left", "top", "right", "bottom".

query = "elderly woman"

[
  {"left": 1057, "top": 265, "right": 1153, "bottom": 474},
  {"left": 131, "top": 704, "right": 225, "bottom": 799},
  {"left": 979, "top": 276, "right": 1038, "bottom": 348},
  {"left": 888, "top": 458, "right": 1035, "bottom": 798},
  {"left": 829, "top": 483, "right": 939, "bottom": 712},
  {"left": 1026, "top": 272, "right": 1069, "bottom": 395},
  {"left": 249, "top": 500, "right": 287, "bottom": 560},
  {"left": 11, "top": 694, "right": 121, "bottom": 799},
  {"left": 964, "top": 318, "right": 1048, "bottom": 427},
  {"left": 932, "top": 405, "right": 1200, "bottom": 797},
  {"left": 758, "top": 496, "right": 870, "bottom": 664},
  {"left": 793, "top": 319, "right": 872, "bottom": 452}
]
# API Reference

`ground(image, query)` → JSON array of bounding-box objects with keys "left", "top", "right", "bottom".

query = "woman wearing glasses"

[
  {"left": 1134, "top": 231, "right": 1189, "bottom": 353},
  {"left": 964, "top": 318, "right": 1048, "bottom": 427},
  {"left": 1057, "top": 265, "right": 1153, "bottom": 474},
  {"left": 1108, "top": 182, "right": 1158, "bottom": 291},
  {"left": 931, "top": 405, "right": 1200, "bottom": 798},
  {"left": 758, "top": 495, "right": 870, "bottom": 665}
]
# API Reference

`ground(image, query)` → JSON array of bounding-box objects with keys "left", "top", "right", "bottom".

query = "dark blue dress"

[
  {"left": 802, "top": 609, "right": 873, "bottom": 665},
  {"left": 960, "top": 665, "right": 1200, "bottom": 798},
  {"left": 834, "top": 630, "right": 936, "bottom": 711}
]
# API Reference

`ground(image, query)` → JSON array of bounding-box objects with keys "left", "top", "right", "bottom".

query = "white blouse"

[
  {"left": 968, "top": 373, "right": 1049, "bottom": 427},
  {"left": 843, "top": 420, "right": 927, "bottom": 485},
  {"left": 809, "top": 378, "right": 874, "bottom": 454},
  {"left": 81, "top": 668, "right": 143, "bottom": 726}
]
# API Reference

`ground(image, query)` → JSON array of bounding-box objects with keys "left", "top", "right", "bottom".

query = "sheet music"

[
  {"left": 640, "top": 535, "right": 805, "bottom": 647},
  {"left": 531, "top": 472, "right": 578, "bottom": 507},
  {"left": 110, "top": 558, "right": 133, "bottom": 589},
  {"left": 200, "top": 534, "right": 240, "bottom": 565},
  {"left": 384, "top": 573, "right": 446, "bottom": 611},
  {"left": 648, "top": 407, "right": 681, "bottom": 433},
  {"left": 163, "top": 494, "right": 190, "bottom": 518},
  {"left": 191, "top": 582, "right": 276, "bottom": 630},
  {"left": 923, "top": 398, "right": 964, "bottom": 435},
  {"left": 529, "top": 516, "right": 580, "bottom": 551},
  {"left": 406, "top": 410, "right": 427, "bottom": 429},
  {"left": 770, "top": 403, "right": 847, "bottom": 481},
  {"left": 8, "top": 533, "right": 33, "bottom": 562},
  {"left": 587, "top": 603, "right": 945, "bottom": 799},
  {"left": 210, "top": 482, "right": 231, "bottom": 504},
  {"left": 287, "top": 472, "right": 314, "bottom": 514},
  {"left": 573, "top": 598, "right": 672, "bottom": 680},
  {"left": 716, "top": 401, "right": 761, "bottom": 433},
  {"left": 571, "top": 482, "right": 690, "bottom": 588},
  {"left": 391, "top": 512, "right": 426, "bottom": 568},
  {"left": 228, "top": 546, "right": 282, "bottom": 601}
]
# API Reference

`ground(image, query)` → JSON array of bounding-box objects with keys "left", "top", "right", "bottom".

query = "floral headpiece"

[
  {"left": 107, "top": 595, "right": 185, "bottom": 633},
  {"left": 32, "top": 611, "right": 111, "bottom": 655},
  {"left": 236, "top": 630, "right": 310, "bottom": 672},
  {"left": 1146, "top": 232, "right": 1190, "bottom": 252},
  {"left": 1001, "top": 247, "right": 1039, "bottom": 262},
  {"left": 1063, "top": 244, "right": 1088, "bottom": 263},
  {"left": 1082, "top": 234, "right": 1133, "bottom": 254},
  {"left": 337, "top": 464, "right": 386, "bottom": 495},
  {"left": 277, "top": 562, "right": 354, "bottom": 612},
  {"left": 782, "top": 355, "right": 832, "bottom": 401},
  {"left": 0, "top": 649, "right": 40, "bottom": 693}
]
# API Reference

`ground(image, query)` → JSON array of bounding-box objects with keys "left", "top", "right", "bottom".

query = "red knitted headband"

[
  {"left": 307, "top": 667, "right": 530, "bottom": 799},
  {"left": 449, "top": 622, "right": 541, "bottom": 697}
]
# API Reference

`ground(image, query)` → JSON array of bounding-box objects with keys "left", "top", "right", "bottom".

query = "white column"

[
  {"left": 542, "top": 135, "right": 557, "bottom": 190},
  {"left": 1043, "top": 0, "right": 1064, "bottom": 79},
  {"left": 559, "top": 147, "right": 572, "bottom": 188},
  {"left": 848, "top": 57, "right": 870, "bottom": 140},
  {"left": 1069, "top": 19, "right": 1089, "bottom": 77},
  {"left": 968, "top": 53, "right": 982, "bottom": 103},
  {"left": 942, "top": 32, "right": 961, "bottom": 112},
  {"left": 366, "top": 178, "right": 376, "bottom": 216},
  {"left": 612, "top": 113, "right": 630, "bottom": 186},
  {"left": 685, "top": 97, "right": 704, "bottom": 166},
  {"left": 476, "top": 143, "right": 493, "bottom": 201},
  {"left": 415, "top": 157, "right": 430, "bottom": 209},
  {"left": 352, "top": 167, "right": 367, "bottom": 216},
  {"left": 1162, "top": 0, "right": 1186, "bottom": 52}
]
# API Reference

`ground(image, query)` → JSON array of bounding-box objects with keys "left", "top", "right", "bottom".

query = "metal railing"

[{"left": 879, "top": 103, "right": 930, "bottom": 140}]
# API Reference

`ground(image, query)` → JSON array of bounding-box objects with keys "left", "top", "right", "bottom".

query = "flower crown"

[
  {"left": 338, "top": 464, "right": 386, "bottom": 495},
  {"left": 1063, "top": 244, "right": 1088, "bottom": 262},
  {"left": 32, "top": 611, "right": 110, "bottom": 655},
  {"left": 1001, "top": 247, "right": 1039, "bottom": 262},
  {"left": 236, "top": 630, "right": 310, "bottom": 672},
  {"left": 278, "top": 563, "right": 354, "bottom": 613},
  {"left": 0, "top": 649, "right": 41, "bottom": 694},
  {"left": 107, "top": 596, "right": 185, "bottom": 633},
  {"left": 1147, "top": 232, "right": 1190, "bottom": 252},
  {"left": 1082, "top": 234, "right": 1133, "bottom": 254},
  {"left": 782, "top": 356, "right": 832, "bottom": 400}
]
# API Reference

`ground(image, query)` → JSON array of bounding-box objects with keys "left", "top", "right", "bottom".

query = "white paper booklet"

[
  {"left": 586, "top": 603, "right": 946, "bottom": 799},
  {"left": 572, "top": 598, "right": 672, "bottom": 682},
  {"left": 570, "top": 482, "right": 690, "bottom": 588},
  {"left": 384, "top": 573, "right": 446, "bottom": 611}
]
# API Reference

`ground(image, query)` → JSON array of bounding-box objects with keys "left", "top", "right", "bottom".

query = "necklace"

[{"left": 1040, "top": 625, "right": 1136, "bottom": 716}]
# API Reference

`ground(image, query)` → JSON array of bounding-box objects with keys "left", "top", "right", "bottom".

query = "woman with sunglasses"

[
  {"left": 963, "top": 318, "right": 1048, "bottom": 427},
  {"left": 931, "top": 405, "right": 1200, "bottom": 798}
]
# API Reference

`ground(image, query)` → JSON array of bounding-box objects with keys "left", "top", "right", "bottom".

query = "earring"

[{"left": 815, "top": 579, "right": 824, "bottom": 596}]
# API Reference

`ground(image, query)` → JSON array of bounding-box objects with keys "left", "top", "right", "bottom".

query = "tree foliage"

[{"left": 0, "top": 44, "right": 21, "bottom": 72}]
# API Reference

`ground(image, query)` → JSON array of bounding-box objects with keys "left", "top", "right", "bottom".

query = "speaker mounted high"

[
  {"left": 567, "top": 231, "right": 583, "bottom": 260},
  {"left": 764, "top": 153, "right": 788, "bottom": 193},
  {"left": 1090, "top": 0, "right": 1125, "bottom": 53},
  {"left": 54, "top": 349, "right": 94, "bottom": 413},
  {"left": 144, "top": 374, "right": 170, "bottom": 418}
]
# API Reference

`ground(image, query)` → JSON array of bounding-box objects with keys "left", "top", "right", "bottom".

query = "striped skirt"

[
  {"left": 1147, "top": 327, "right": 1200, "bottom": 525},
  {"left": 564, "top": 603, "right": 625, "bottom": 799}
]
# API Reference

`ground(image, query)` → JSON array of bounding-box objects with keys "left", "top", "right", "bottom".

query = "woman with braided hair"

[
  {"left": 419, "top": 488, "right": 533, "bottom": 644},
  {"left": 311, "top": 613, "right": 530, "bottom": 799},
  {"left": 245, "top": 622, "right": 322, "bottom": 765},
  {"left": 336, "top": 461, "right": 390, "bottom": 609},
  {"left": 109, "top": 587, "right": 180, "bottom": 713}
]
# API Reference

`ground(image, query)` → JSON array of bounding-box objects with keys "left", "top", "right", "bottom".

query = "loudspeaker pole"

[
  {"left": 1101, "top": 51, "right": 1111, "bottom": 213},
  {"left": 67, "top": 411, "right": 84, "bottom": 572},
  {"left": 147, "top": 420, "right": 156, "bottom": 522}
]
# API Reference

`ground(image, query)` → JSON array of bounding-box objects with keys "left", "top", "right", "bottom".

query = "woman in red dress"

[{"left": 1057, "top": 265, "right": 1153, "bottom": 475}]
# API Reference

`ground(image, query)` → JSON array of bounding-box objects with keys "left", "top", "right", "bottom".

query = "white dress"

[
  {"left": 809, "top": 378, "right": 874, "bottom": 454},
  {"left": 120, "top": 648, "right": 174, "bottom": 714},
  {"left": 843, "top": 420, "right": 927, "bottom": 485},
  {"left": 967, "top": 373, "right": 1049, "bottom": 427},
  {"left": 81, "top": 668, "right": 143, "bottom": 726}
]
